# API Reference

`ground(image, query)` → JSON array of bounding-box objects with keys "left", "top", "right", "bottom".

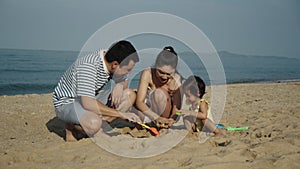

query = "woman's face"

[{"left": 155, "top": 65, "right": 175, "bottom": 83}]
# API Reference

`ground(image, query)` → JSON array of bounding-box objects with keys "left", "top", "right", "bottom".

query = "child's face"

[{"left": 184, "top": 89, "right": 198, "bottom": 104}]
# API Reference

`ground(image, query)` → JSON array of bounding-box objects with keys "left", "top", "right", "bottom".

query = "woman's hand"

[
  {"left": 155, "top": 117, "right": 174, "bottom": 129},
  {"left": 166, "top": 118, "right": 175, "bottom": 127}
]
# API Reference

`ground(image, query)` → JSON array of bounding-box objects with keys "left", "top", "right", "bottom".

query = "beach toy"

[
  {"left": 137, "top": 122, "right": 159, "bottom": 137},
  {"left": 175, "top": 111, "right": 181, "bottom": 115},
  {"left": 216, "top": 124, "right": 224, "bottom": 129},
  {"left": 226, "top": 126, "right": 249, "bottom": 131}
]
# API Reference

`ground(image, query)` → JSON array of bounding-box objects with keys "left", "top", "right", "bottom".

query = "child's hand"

[{"left": 181, "top": 110, "right": 197, "bottom": 117}]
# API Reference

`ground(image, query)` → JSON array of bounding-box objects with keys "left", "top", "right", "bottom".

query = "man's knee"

[{"left": 80, "top": 112, "right": 102, "bottom": 135}]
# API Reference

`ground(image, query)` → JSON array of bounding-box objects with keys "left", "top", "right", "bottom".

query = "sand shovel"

[
  {"left": 226, "top": 126, "right": 248, "bottom": 131},
  {"left": 137, "top": 122, "right": 159, "bottom": 137}
]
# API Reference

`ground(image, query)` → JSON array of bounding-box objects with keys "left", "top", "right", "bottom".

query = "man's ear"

[{"left": 111, "top": 61, "right": 119, "bottom": 70}]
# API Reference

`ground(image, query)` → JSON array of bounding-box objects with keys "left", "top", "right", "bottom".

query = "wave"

[
  {"left": 0, "top": 68, "right": 65, "bottom": 73},
  {"left": 0, "top": 83, "right": 56, "bottom": 95}
]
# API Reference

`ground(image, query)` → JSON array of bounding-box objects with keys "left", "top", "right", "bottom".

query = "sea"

[{"left": 1, "top": 48, "right": 300, "bottom": 96}]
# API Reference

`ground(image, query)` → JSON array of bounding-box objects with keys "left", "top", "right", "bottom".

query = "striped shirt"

[{"left": 52, "top": 49, "right": 111, "bottom": 108}]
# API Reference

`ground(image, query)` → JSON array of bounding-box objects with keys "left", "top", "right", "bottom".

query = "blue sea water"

[{"left": 0, "top": 49, "right": 300, "bottom": 95}]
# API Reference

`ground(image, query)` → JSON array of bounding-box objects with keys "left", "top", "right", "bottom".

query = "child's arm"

[
  {"left": 197, "top": 101, "right": 208, "bottom": 120},
  {"left": 181, "top": 101, "right": 208, "bottom": 120},
  {"left": 180, "top": 109, "right": 197, "bottom": 117}
]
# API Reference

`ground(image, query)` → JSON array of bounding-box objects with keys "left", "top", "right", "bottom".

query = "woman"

[{"left": 135, "top": 46, "right": 182, "bottom": 128}]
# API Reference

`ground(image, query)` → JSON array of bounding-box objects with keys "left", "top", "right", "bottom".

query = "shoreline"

[
  {"left": 2, "top": 79, "right": 300, "bottom": 97},
  {"left": 1, "top": 81, "right": 300, "bottom": 168}
]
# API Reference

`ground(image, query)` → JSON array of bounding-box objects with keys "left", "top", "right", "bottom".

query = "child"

[{"left": 180, "top": 75, "right": 225, "bottom": 136}]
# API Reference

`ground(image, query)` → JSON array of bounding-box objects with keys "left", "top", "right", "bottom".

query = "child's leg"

[
  {"left": 202, "top": 118, "right": 226, "bottom": 136},
  {"left": 183, "top": 116, "right": 196, "bottom": 131},
  {"left": 202, "top": 118, "right": 216, "bottom": 132},
  {"left": 149, "top": 88, "right": 172, "bottom": 118}
]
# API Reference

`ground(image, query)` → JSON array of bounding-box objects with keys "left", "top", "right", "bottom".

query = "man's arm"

[
  {"left": 80, "top": 95, "right": 141, "bottom": 122},
  {"left": 81, "top": 96, "right": 123, "bottom": 117}
]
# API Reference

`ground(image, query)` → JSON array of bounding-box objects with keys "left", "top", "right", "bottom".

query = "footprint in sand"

[{"left": 210, "top": 137, "right": 232, "bottom": 147}]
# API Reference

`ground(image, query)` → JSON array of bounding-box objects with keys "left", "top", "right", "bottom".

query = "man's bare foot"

[{"left": 65, "top": 123, "right": 78, "bottom": 142}]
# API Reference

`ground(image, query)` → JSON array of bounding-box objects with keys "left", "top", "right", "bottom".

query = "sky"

[{"left": 0, "top": 0, "right": 299, "bottom": 58}]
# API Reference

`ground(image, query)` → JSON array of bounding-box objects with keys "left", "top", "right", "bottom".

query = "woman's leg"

[
  {"left": 116, "top": 88, "right": 136, "bottom": 112},
  {"left": 103, "top": 88, "right": 137, "bottom": 123},
  {"left": 149, "top": 88, "right": 172, "bottom": 118}
]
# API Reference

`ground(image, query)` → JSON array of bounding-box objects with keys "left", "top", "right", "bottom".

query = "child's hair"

[
  {"left": 105, "top": 40, "right": 139, "bottom": 65},
  {"left": 154, "top": 46, "right": 178, "bottom": 69},
  {"left": 182, "top": 75, "right": 206, "bottom": 98}
]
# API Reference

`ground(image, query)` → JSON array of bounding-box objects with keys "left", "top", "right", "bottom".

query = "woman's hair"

[
  {"left": 182, "top": 75, "right": 206, "bottom": 99},
  {"left": 105, "top": 40, "right": 139, "bottom": 65},
  {"left": 154, "top": 46, "right": 178, "bottom": 68}
]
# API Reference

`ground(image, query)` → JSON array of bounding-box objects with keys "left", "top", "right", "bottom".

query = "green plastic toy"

[
  {"left": 226, "top": 126, "right": 249, "bottom": 131},
  {"left": 175, "top": 111, "right": 181, "bottom": 115}
]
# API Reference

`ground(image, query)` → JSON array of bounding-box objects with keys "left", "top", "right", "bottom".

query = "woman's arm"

[
  {"left": 135, "top": 69, "right": 160, "bottom": 120},
  {"left": 169, "top": 88, "right": 182, "bottom": 120},
  {"left": 169, "top": 73, "right": 182, "bottom": 119}
]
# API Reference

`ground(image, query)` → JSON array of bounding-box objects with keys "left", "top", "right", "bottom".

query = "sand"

[{"left": 0, "top": 82, "right": 300, "bottom": 169}]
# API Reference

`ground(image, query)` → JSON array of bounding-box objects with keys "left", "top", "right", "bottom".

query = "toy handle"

[{"left": 226, "top": 126, "right": 248, "bottom": 131}]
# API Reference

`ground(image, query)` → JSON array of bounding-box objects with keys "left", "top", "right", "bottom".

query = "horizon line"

[{"left": 0, "top": 47, "right": 298, "bottom": 59}]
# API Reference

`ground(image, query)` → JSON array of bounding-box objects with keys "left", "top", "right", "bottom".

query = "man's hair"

[
  {"left": 182, "top": 75, "right": 206, "bottom": 99},
  {"left": 154, "top": 46, "right": 178, "bottom": 68},
  {"left": 105, "top": 40, "right": 139, "bottom": 65}
]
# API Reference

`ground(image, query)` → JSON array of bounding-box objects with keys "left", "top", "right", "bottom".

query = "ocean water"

[{"left": 1, "top": 49, "right": 300, "bottom": 95}]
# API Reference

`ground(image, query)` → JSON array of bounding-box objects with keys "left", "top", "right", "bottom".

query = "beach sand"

[{"left": 0, "top": 82, "right": 300, "bottom": 169}]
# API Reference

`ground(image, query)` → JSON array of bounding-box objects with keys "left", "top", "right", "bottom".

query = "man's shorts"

[{"left": 55, "top": 90, "right": 111, "bottom": 124}]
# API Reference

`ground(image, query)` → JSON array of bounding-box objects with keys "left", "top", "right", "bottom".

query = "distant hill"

[{"left": 179, "top": 50, "right": 299, "bottom": 61}]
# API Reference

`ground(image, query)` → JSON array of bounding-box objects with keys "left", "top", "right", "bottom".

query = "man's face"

[{"left": 113, "top": 60, "right": 135, "bottom": 77}]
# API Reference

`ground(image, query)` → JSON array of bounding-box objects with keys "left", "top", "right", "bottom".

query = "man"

[{"left": 53, "top": 40, "right": 140, "bottom": 141}]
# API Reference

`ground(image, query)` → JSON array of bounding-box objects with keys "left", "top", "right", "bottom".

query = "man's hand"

[
  {"left": 110, "top": 83, "right": 124, "bottom": 107},
  {"left": 120, "top": 112, "right": 141, "bottom": 123}
]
